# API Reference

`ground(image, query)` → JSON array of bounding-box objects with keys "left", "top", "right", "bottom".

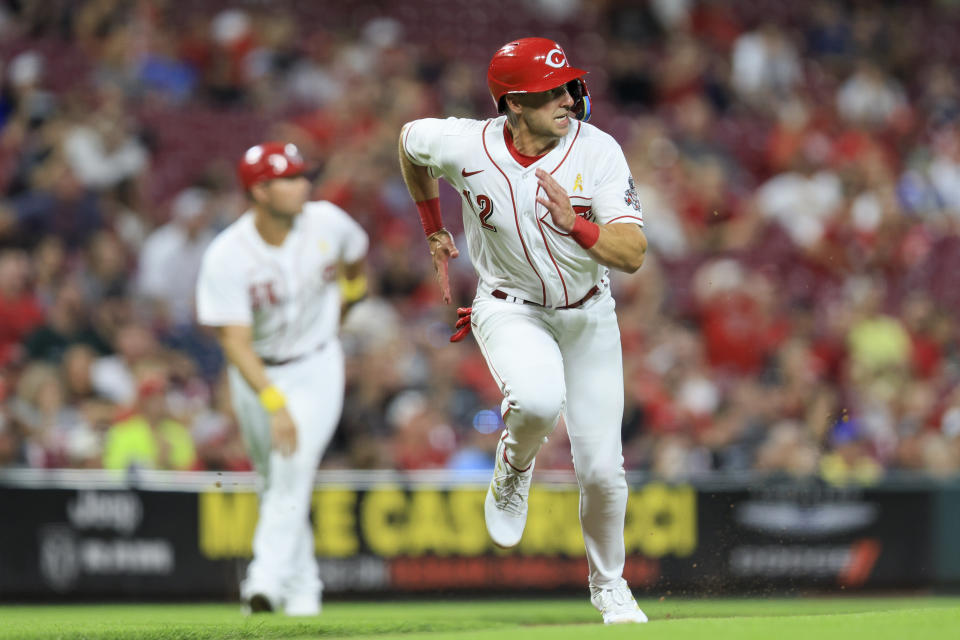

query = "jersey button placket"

[{"left": 521, "top": 169, "right": 550, "bottom": 308}]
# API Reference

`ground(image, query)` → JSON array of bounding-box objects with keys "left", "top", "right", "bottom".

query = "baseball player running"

[
  {"left": 196, "top": 142, "right": 369, "bottom": 616},
  {"left": 399, "top": 38, "right": 648, "bottom": 624}
]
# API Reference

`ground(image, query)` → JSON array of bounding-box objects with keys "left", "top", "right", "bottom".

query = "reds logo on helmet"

[
  {"left": 545, "top": 47, "right": 567, "bottom": 68},
  {"left": 487, "top": 37, "right": 591, "bottom": 121},
  {"left": 237, "top": 142, "right": 305, "bottom": 190}
]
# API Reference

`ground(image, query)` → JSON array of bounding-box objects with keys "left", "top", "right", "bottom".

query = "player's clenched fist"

[
  {"left": 270, "top": 408, "right": 298, "bottom": 457},
  {"left": 428, "top": 229, "right": 459, "bottom": 304}
]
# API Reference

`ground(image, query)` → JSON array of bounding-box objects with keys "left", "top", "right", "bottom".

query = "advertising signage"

[{"left": 0, "top": 474, "right": 939, "bottom": 598}]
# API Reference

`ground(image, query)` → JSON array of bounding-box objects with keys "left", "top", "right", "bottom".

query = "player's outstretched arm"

[
  {"left": 426, "top": 230, "right": 459, "bottom": 304},
  {"left": 535, "top": 168, "right": 646, "bottom": 273},
  {"left": 214, "top": 325, "right": 298, "bottom": 456},
  {"left": 398, "top": 127, "right": 460, "bottom": 303}
]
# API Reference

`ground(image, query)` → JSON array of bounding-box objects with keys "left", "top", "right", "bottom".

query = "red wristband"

[
  {"left": 416, "top": 197, "right": 444, "bottom": 237},
  {"left": 570, "top": 216, "right": 600, "bottom": 249}
]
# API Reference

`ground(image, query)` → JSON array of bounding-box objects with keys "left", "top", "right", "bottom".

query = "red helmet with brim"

[
  {"left": 237, "top": 142, "right": 306, "bottom": 190},
  {"left": 487, "top": 37, "right": 591, "bottom": 121}
]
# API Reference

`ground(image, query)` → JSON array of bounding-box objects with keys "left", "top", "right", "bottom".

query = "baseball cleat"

[
  {"left": 484, "top": 433, "right": 534, "bottom": 547},
  {"left": 590, "top": 579, "right": 648, "bottom": 624},
  {"left": 284, "top": 594, "right": 321, "bottom": 617},
  {"left": 244, "top": 592, "right": 275, "bottom": 614}
]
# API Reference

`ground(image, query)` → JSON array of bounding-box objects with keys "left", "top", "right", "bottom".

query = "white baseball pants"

[
  {"left": 471, "top": 287, "right": 628, "bottom": 589},
  {"left": 227, "top": 341, "right": 344, "bottom": 608}
]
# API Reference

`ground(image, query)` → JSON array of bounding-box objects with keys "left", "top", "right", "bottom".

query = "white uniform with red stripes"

[
  {"left": 403, "top": 115, "right": 643, "bottom": 589},
  {"left": 196, "top": 201, "right": 368, "bottom": 609}
]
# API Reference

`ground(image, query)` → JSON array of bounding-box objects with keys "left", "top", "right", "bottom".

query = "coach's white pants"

[
  {"left": 228, "top": 341, "right": 344, "bottom": 609},
  {"left": 471, "top": 287, "right": 628, "bottom": 589}
]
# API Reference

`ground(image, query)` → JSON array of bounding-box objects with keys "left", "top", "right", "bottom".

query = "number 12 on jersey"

[{"left": 463, "top": 190, "right": 497, "bottom": 232}]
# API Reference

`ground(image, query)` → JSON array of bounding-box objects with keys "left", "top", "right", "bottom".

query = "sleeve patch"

[{"left": 624, "top": 176, "right": 642, "bottom": 214}]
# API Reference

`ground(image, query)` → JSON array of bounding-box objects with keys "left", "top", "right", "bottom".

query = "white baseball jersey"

[
  {"left": 402, "top": 115, "right": 643, "bottom": 307},
  {"left": 196, "top": 201, "right": 368, "bottom": 361}
]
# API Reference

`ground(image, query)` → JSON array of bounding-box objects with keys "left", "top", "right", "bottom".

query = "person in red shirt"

[
  {"left": 694, "top": 260, "right": 790, "bottom": 376},
  {"left": 0, "top": 250, "right": 44, "bottom": 366}
]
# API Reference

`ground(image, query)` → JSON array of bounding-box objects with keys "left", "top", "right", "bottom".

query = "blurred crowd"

[{"left": 1, "top": 0, "right": 959, "bottom": 482}]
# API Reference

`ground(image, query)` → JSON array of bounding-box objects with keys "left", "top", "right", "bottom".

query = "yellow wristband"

[
  {"left": 338, "top": 273, "right": 368, "bottom": 303},
  {"left": 258, "top": 385, "right": 287, "bottom": 413}
]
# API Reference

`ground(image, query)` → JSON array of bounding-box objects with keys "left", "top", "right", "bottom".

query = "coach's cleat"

[
  {"left": 590, "top": 579, "right": 648, "bottom": 624},
  {"left": 244, "top": 592, "right": 276, "bottom": 615},
  {"left": 484, "top": 433, "right": 534, "bottom": 547}
]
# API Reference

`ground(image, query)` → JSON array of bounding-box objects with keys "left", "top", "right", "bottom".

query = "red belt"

[{"left": 492, "top": 285, "right": 599, "bottom": 310}]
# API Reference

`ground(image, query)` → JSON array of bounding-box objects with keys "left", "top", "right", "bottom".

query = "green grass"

[{"left": 0, "top": 597, "right": 957, "bottom": 640}]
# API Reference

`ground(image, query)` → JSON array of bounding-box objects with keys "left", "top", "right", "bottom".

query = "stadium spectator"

[
  {"left": 1, "top": 50, "right": 55, "bottom": 141},
  {"left": 61, "top": 88, "right": 148, "bottom": 191},
  {"left": 136, "top": 187, "right": 215, "bottom": 327},
  {"left": 836, "top": 60, "right": 907, "bottom": 128},
  {"left": 24, "top": 279, "right": 109, "bottom": 362},
  {"left": 29, "top": 235, "right": 66, "bottom": 307},
  {"left": 753, "top": 145, "right": 843, "bottom": 250},
  {"left": 90, "top": 322, "right": 161, "bottom": 405},
  {"left": 102, "top": 376, "right": 197, "bottom": 471},
  {"left": 62, "top": 343, "right": 117, "bottom": 428},
  {"left": 0, "top": 249, "right": 44, "bottom": 366},
  {"left": 8, "top": 361, "right": 94, "bottom": 468},
  {"left": 731, "top": 23, "right": 801, "bottom": 103}
]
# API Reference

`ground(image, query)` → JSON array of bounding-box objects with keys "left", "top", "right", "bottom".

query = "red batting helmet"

[
  {"left": 487, "top": 37, "right": 591, "bottom": 122},
  {"left": 237, "top": 142, "right": 306, "bottom": 190}
]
